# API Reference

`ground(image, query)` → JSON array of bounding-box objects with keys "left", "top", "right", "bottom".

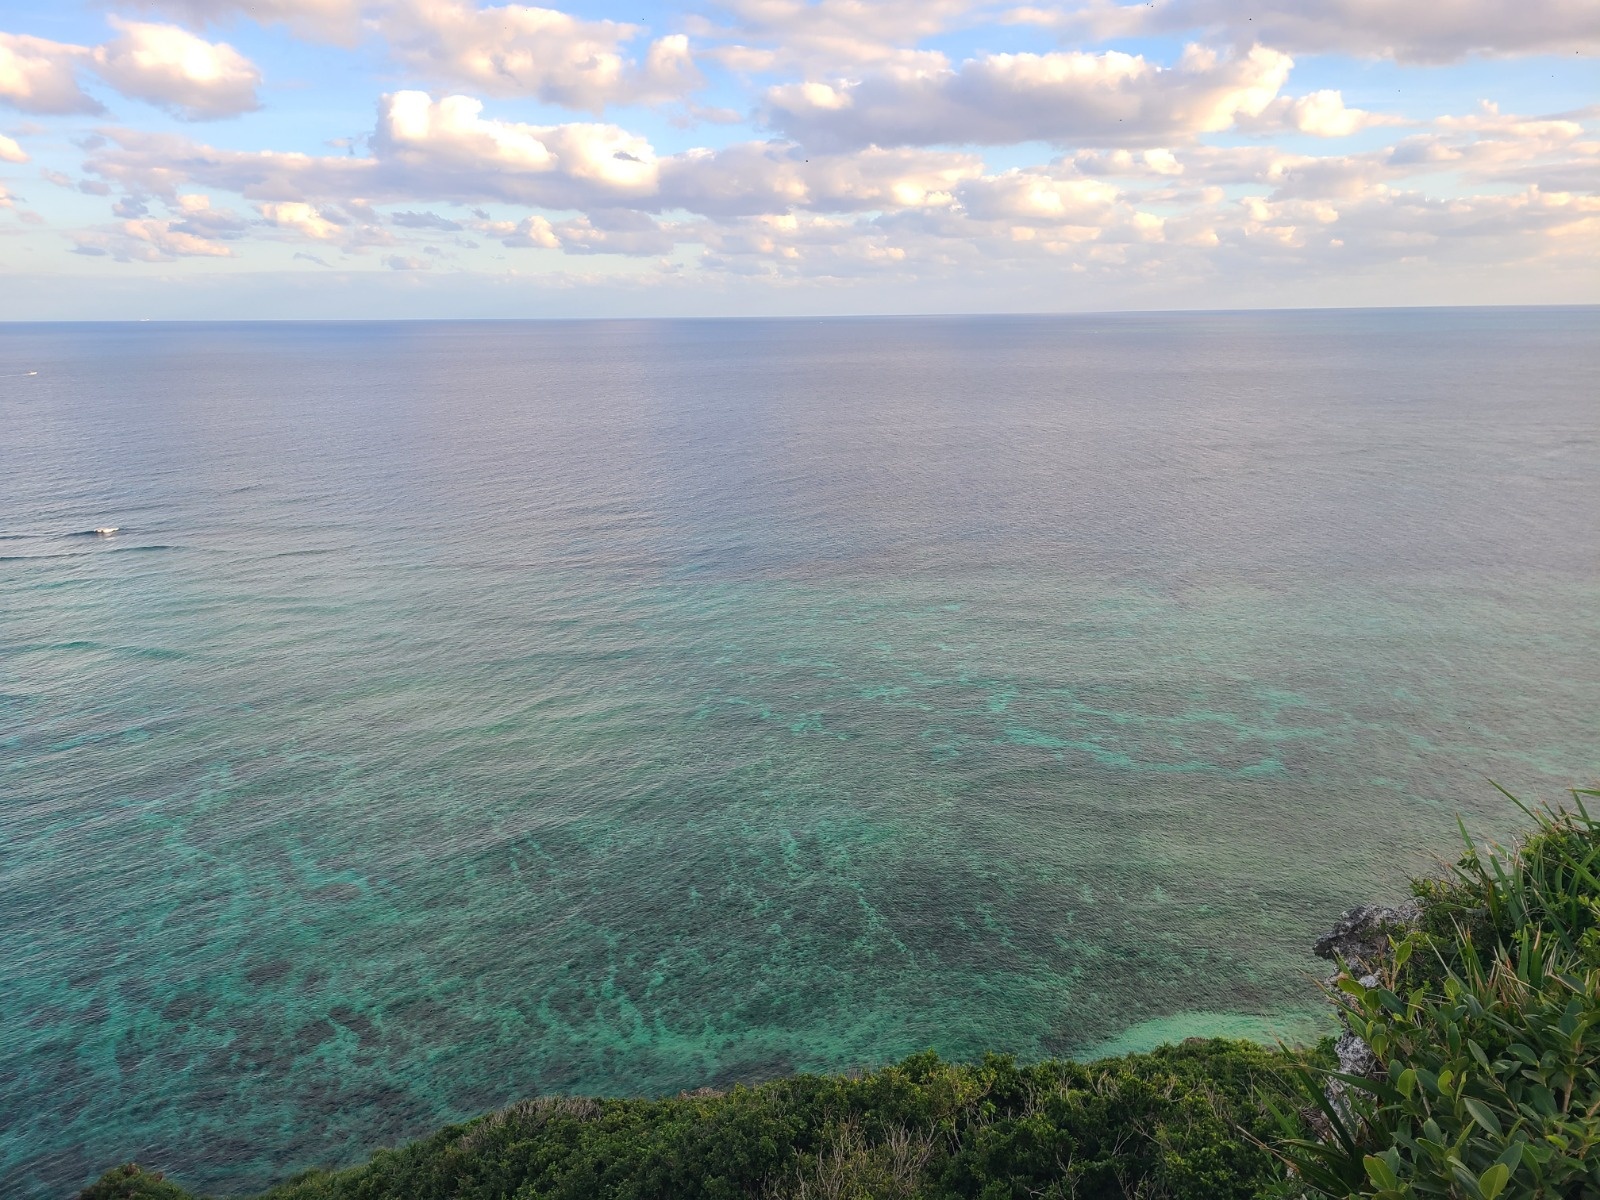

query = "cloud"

[
  {"left": 115, "top": 0, "right": 700, "bottom": 110},
  {"left": 90, "top": 19, "right": 261, "bottom": 119},
  {"left": 259, "top": 199, "right": 343, "bottom": 238},
  {"left": 374, "top": 90, "right": 662, "bottom": 202},
  {"left": 254, "top": 198, "right": 396, "bottom": 248},
  {"left": 391, "top": 208, "right": 463, "bottom": 229},
  {"left": 475, "top": 212, "right": 560, "bottom": 246},
  {"left": 0, "top": 33, "right": 100, "bottom": 115},
  {"left": 691, "top": 0, "right": 982, "bottom": 74},
  {"left": 656, "top": 142, "right": 983, "bottom": 216},
  {"left": 123, "top": 214, "right": 234, "bottom": 254},
  {"left": 383, "top": 0, "right": 699, "bottom": 112},
  {"left": 62, "top": 83, "right": 1596, "bottom": 290},
  {"left": 1232, "top": 89, "right": 1408, "bottom": 138},
  {"left": 1, "top": 23, "right": 262, "bottom": 121},
  {"left": 763, "top": 44, "right": 1294, "bottom": 151},
  {"left": 115, "top": 0, "right": 366, "bottom": 44},
  {"left": 83, "top": 92, "right": 985, "bottom": 220},
  {"left": 1285, "top": 90, "right": 1401, "bottom": 138},
  {"left": 0, "top": 132, "right": 27, "bottom": 161},
  {"left": 550, "top": 210, "right": 680, "bottom": 255},
  {"left": 1007, "top": 0, "right": 1600, "bottom": 63},
  {"left": 72, "top": 212, "right": 236, "bottom": 259}
]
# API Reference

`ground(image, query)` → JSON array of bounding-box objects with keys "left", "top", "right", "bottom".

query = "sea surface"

[{"left": 2, "top": 310, "right": 1597, "bottom": 1198}]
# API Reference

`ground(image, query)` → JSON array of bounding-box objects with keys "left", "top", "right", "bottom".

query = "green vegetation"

[
  {"left": 80, "top": 1040, "right": 1314, "bottom": 1200},
  {"left": 1277, "top": 792, "right": 1600, "bottom": 1199},
  {"left": 82, "top": 792, "right": 1600, "bottom": 1200}
]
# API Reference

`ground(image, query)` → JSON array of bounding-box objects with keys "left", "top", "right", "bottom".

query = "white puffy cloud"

[
  {"left": 764, "top": 44, "right": 1294, "bottom": 150},
  {"left": 551, "top": 210, "right": 679, "bottom": 255},
  {"left": 383, "top": 0, "right": 699, "bottom": 112},
  {"left": 0, "top": 132, "right": 27, "bottom": 161},
  {"left": 90, "top": 19, "right": 261, "bottom": 119},
  {"left": 0, "top": 22, "right": 261, "bottom": 120},
  {"left": 692, "top": 0, "right": 981, "bottom": 74},
  {"left": 259, "top": 200, "right": 343, "bottom": 239},
  {"left": 1007, "top": 0, "right": 1600, "bottom": 63},
  {"left": 112, "top": 0, "right": 700, "bottom": 110},
  {"left": 115, "top": 0, "right": 366, "bottom": 44},
  {"left": 1285, "top": 90, "right": 1401, "bottom": 138},
  {"left": 0, "top": 33, "right": 99, "bottom": 115},
  {"left": 54, "top": 79, "right": 1595, "bottom": 293},
  {"left": 954, "top": 172, "right": 1122, "bottom": 224},
  {"left": 656, "top": 142, "right": 982, "bottom": 216},
  {"left": 123, "top": 214, "right": 234, "bottom": 254},
  {"left": 72, "top": 212, "right": 236, "bottom": 259},
  {"left": 375, "top": 90, "right": 662, "bottom": 199},
  {"left": 81, "top": 89, "right": 988, "bottom": 220}
]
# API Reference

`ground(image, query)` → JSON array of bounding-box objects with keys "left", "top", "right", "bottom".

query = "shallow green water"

[{"left": 1, "top": 312, "right": 1596, "bottom": 1196}]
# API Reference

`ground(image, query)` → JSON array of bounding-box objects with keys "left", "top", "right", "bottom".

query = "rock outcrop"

[
  {"left": 1312, "top": 901, "right": 1421, "bottom": 975},
  {"left": 1313, "top": 900, "right": 1421, "bottom": 1128}
]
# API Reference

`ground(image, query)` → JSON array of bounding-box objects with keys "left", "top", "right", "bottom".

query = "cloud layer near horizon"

[{"left": 0, "top": 0, "right": 1595, "bottom": 312}]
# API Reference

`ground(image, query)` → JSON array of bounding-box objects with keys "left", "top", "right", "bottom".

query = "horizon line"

[{"left": 3, "top": 302, "right": 1597, "bottom": 326}]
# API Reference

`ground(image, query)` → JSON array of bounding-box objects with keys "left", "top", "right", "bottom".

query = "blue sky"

[{"left": 0, "top": 0, "right": 1595, "bottom": 317}]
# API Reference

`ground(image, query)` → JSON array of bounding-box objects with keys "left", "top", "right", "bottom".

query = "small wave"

[{"left": 69, "top": 528, "right": 122, "bottom": 538}]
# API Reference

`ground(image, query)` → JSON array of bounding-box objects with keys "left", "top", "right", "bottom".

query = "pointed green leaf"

[
  {"left": 1364, "top": 1154, "right": 1400, "bottom": 1190},
  {"left": 1463, "top": 1097, "right": 1504, "bottom": 1137}
]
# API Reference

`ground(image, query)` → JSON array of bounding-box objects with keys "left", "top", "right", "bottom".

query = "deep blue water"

[{"left": 2, "top": 310, "right": 1597, "bottom": 1198}]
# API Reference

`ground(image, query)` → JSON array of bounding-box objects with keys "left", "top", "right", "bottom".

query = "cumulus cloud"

[
  {"left": 1007, "top": 0, "right": 1600, "bottom": 63},
  {"left": 552, "top": 209, "right": 679, "bottom": 255},
  {"left": 83, "top": 93, "right": 988, "bottom": 221},
  {"left": 259, "top": 199, "right": 344, "bottom": 239},
  {"left": 764, "top": 44, "right": 1293, "bottom": 151},
  {"left": 383, "top": 0, "right": 699, "bottom": 112},
  {"left": 115, "top": 0, "right": 367, "bottom": 44},
  {"left": 1, "top": 22, "right": 261, "bottom": 120},
  {"left": 391, "top": 208, "right": 463, "bottom": 229},
  {"left": 0, "top": 132, "right": 27, "bottom": 161},
  {"left": 656, "top": 142, "right": 983, "bottom": 216},
  {"left": 1283, "top": 90, "right": 1401, "bottom": 137},
  {"left": 54, "top": 78, "right": 1596, "bottom": 290},
  {"left": 0, "top": 33, "right": 100, "bottom": 115},
  {"left": 72, "top": 211, "right": 236, "bottom": 259},
  {"left": 1232, "top": 88, "right": 1408, "bottom": 138},
  {"left": 692, "top": 0, "right": 981, "bottom": 73},
  {"left": 91, "top": 19, "right": 261, "bottom": 119},
  {"left": 114, "top": 0, "right": 701, "bottom": 109},
  {"left": 374, "top": 90, "right": 662, "bottom": 201}
]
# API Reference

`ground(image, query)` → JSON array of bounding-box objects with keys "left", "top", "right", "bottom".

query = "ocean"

[{"left": 2, "top": 309, "right": 1596, "bottom": 1197}]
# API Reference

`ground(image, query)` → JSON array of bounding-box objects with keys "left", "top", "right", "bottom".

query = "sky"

[{"left": 0, "top": 0, "right": 1595, "bottom": 317}]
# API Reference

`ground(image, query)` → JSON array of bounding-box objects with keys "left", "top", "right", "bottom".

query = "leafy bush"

[
  {"left": 82, "top": 1042, "right": 1311, "bottom": 1200},
  {"left": 1277, "top": 791, "right": 1600, "bottom": 1200}
]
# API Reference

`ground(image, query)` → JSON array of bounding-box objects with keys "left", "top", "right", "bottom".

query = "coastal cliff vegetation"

[{"left": 81, "top": 792, "right": 1599, "bottom": 1200}]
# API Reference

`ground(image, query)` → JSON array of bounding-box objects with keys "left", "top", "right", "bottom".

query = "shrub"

[{"left": 1276, "top": 791, "right": 1600, "bottom": 1200}]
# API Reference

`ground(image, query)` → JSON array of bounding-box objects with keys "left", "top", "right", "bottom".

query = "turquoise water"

[{"left": 2, "top": 311, "right": 1597, "bottom": 1197}]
